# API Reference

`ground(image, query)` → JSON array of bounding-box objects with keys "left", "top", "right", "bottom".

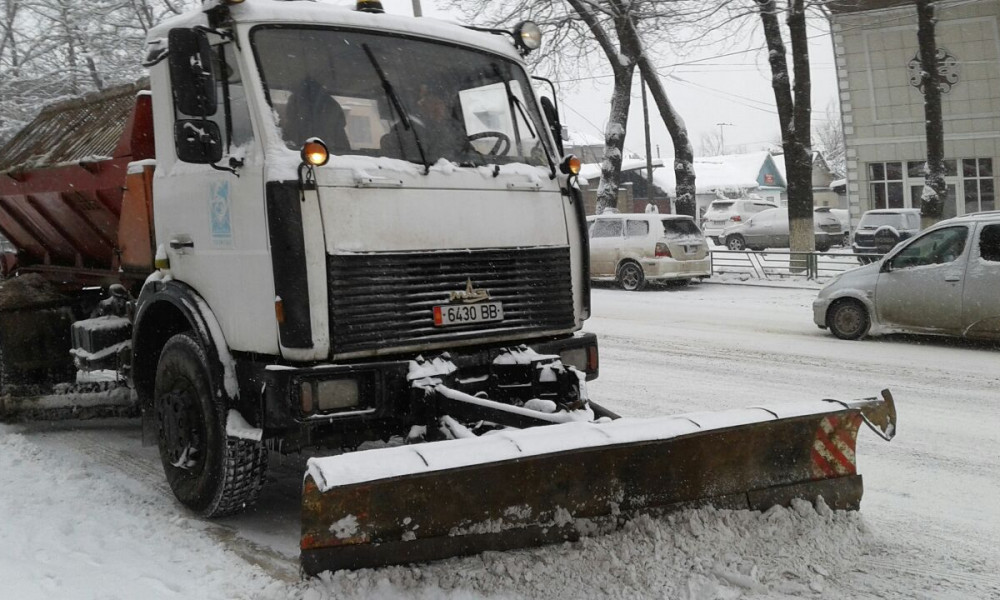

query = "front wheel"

[
  {"left": 827, "top": 299, "right": 871, "bottom": 340},
  {"left": 154, "top": 332, "right": 268, "bottom": 517},
  {"left": 618, "top": 262, "right": 646, "bottom": 291}
]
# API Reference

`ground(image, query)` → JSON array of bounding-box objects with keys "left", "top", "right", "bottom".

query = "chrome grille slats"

[{"left": 328, "top": 247, "right": 575, "bottom": 355}]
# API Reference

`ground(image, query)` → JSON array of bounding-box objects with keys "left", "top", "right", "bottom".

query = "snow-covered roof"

[
  {"left": 830, "top": 178, "right": 847, "bottom": 190},
  {"left": 563, "top": 129, "right": 605, "bottom": 147}
]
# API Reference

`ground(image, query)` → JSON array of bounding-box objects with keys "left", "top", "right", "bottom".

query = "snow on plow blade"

[{"left": 301, "top": 391, "right": 896, "bottom": 575}]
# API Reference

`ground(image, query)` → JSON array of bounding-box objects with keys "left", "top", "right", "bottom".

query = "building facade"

[{"left": 830, "top": 0, "right": 999, "bottom": 226}]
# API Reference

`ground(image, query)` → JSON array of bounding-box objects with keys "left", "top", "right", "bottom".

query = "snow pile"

[{"left": 299, "top": 500, "right": 871, "bottom": 600}]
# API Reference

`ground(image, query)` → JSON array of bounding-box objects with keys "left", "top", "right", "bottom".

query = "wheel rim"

[
  {"left": 621, "top": 265, "right": 641, "bottom": 290},
  {"left": 833, "top": 304, "right": 863, "bottom": 337},
  {"left": 157, "top": 384, "right": 206, "bottom": 474},
  {"left": 727, "top": 237, "right": 744, "bottom": 251}
]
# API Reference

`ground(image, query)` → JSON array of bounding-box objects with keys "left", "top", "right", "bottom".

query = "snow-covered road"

[{"left": 2, "top": 281, "right": 998, "bottom": 599}]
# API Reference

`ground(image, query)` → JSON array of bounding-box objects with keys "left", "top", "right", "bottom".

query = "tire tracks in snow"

[{"left": 22, "top": 420, "right": 301, "bottom": 583}]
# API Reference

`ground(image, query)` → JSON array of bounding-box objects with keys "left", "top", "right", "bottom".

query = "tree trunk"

[
  {"left": 635, "top": 56, "right": 696, "bottom": 217},
  {"left": 916, "top": 0, "right": 946, "bottom": 226},
  {"left": 596, "top": 65, "right": 636, "bottom": 214},
  {"left": 758, "top": 0, "right": 814, "bottom": 256}
]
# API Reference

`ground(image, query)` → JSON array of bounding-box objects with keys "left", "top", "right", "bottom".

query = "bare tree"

[
  {"left": 915, "top": 0, "right": 946, "bottom": 224},
  {"left": 0, "top": 0, "right": 196, "bottom": 146},
  {"left": 700, "top": 131, "right": 725, "bottom": 156},
  {"left": 757, "top": 0, "right": 814, "bottom": 253},
  {"left": 814, "top": 100, "right": 845, "bottom": 177}
]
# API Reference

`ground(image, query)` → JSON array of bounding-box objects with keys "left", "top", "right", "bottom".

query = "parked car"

[
  {"left": 815, "top": 207, "right": 850, "bottom": 246},
  {"left": 587, "top": 213, "right": 711, "bottom": 290},
  {"left": 813, "top": 211, "right": 1000, "bottom": 340},
  {"left": 852, "top": 208, "right": 922, "bottom": 260},
  {"left": 719, "top": 207, "right": 842, "bottom": 252},
  {"left": 700, "top": 198, "right": 778, "bottom": 244}
]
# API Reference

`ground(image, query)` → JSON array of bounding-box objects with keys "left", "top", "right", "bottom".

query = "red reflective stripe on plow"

[
  {"left": 811, "top": 446, "right": 837, "bottom": 478},
  {"left": 810, "top": 415, "right": 860, "bottom": 478},
  {"left": 815, "top": 417, "right": 856, "bottom": 475}
]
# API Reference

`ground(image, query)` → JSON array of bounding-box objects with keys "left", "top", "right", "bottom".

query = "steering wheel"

[{"left": 468, "top": 131, "right": 512, "bottom": 157}]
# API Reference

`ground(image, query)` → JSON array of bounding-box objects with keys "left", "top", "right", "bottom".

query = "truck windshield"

[{"left": 251, "top": 27, "right": 554, "bottom": 169}]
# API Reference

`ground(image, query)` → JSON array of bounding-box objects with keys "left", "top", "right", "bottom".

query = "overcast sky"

[{"left": 366, "top": 0, "right": 840, "bottom": 159}]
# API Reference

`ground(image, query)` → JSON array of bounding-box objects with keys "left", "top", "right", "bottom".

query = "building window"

[
  {"left": 869, "top": 162, "right": 904, "bottom": 209},
  {"left": 962, "top": 158, "right": 994, "bottom": 213}
]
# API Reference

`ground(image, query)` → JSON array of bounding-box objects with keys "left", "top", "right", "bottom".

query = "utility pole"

[
  {"left": 412, "top": 0, "right": 422, "bottom": 17},
  {"left": 641, "top": 75, "right": 653, "bottom": 205},
  {"left": 716, "top": 122, "right": 733, "bottom": 154}
]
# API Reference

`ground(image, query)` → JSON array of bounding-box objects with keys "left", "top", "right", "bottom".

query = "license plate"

[{"left": 433, "top": 302, "right": 504, "bottom": 327}]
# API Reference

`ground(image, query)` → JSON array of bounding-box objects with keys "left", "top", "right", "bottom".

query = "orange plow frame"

[{"left": 301, "top": 391, "right": 896, "bottom": 575}]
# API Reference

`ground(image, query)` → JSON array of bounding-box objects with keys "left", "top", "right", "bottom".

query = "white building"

[{"left": 830, "top": 0, "right": 999, "bottom": 225}]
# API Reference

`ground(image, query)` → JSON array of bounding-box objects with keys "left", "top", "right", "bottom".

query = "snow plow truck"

[{"left": 0, "top": 0, "right": 897, "bottom": 576}]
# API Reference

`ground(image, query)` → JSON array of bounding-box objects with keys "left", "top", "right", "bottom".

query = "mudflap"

[{"left": 300, "top": 390, "right": 896, "bottom": 575}]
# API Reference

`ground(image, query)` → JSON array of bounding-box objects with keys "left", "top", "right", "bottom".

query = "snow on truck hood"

[{"left": 311, "top": 160, "right": 569, "bottom": 253}]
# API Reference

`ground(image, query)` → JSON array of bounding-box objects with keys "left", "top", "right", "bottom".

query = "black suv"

[{"left": 852, "top": 208, "right": 922, "bottom": 261}]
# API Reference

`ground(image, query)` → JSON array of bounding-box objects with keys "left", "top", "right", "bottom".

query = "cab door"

[
  {"left": 589, "top": 218, "right": 623, "bottom": 277},
  {"left": 961, "top": 223, "right": 1000, "bottom": 337},
  {"left": 153, "top": 36, "right": 275, "bottom": 354},
  {"left": 875, "top": 225, "right": 971, "bottom": 334}
]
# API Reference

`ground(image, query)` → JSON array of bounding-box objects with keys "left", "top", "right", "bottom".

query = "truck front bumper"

[{"left": 245, "top": 332, "right": 599, "bottom": 452}]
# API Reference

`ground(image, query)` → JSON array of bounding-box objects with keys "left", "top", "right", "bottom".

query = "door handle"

[
  {"left": 169, "top": 239, "right": 194, "bottom": 250},
  {"left": 944, "top": 274, "right": 961, "bottom": 282}
]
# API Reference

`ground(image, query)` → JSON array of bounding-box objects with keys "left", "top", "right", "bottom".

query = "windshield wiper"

[
  {"left": 361, "top": 43, "right": 430, "bottom": 174},
  {"left": 491, "top": 63, "right": 556, "bottom": 179}
]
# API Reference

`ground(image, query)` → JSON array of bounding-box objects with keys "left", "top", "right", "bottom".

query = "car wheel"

[
  {"left": 617, "top": 262, "right": 646, "bottom": 291},
  {"left": 726, "top": 235, "right": 746, "bottom": 251},
  {"left": 154, "top": 332, "right": 269, "bottom": 517},
  {"left": 816, "top": 243, "right": 831, "bottom": 253},
  {"left": 827, "top": 299, "right": 871, "bottom": 340}
]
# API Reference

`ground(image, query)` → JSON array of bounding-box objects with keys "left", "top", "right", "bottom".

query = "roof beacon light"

[
  {"left": 356, "top": 0, "right": 385, "bottom": 13},
  {"left": 301, "top": 138, "right": 330, "bottom": 167},
  {"left": 513, "top": 21, "right": 542, "bottom": 55}
]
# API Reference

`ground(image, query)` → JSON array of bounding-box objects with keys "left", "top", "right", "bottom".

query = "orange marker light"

[{"left": 301, "top": 138, "right": 330, "bottom": 167}]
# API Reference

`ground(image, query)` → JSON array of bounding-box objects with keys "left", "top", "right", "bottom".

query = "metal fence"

[{"left": 709, "top": 249, "right": 883, "bottom": 281}]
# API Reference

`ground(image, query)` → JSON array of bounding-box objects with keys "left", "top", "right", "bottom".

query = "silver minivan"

[
  {"left": 813, "top": 211, "right": 1000, "bottom": 340},
  {"left": 588, "top": 213, "right": 711, "bottom": 290}
]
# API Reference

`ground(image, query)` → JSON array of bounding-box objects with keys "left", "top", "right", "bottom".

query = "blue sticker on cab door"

[{"left": 210, "top": 181, "right": 233, "bottom": 248}]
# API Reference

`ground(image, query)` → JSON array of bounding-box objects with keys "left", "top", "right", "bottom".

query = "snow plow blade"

[{"left": 301, "top": 390, "right": 896, "bottom": 575}]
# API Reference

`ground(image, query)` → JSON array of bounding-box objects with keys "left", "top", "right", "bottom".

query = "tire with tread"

[
  {"left": 154, "top": 331, "right": 267, "bottom": 517},
  {"left": 617, "top": 261, "right": 646, "bottom": 291},
  {"left": 726, "top": 235, "right": 747, "bottom": 251},
  {"left": 827, "top": 299, "right": 871, "bottom": 340}
]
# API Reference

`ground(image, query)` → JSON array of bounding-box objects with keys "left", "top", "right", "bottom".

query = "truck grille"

[{"left": 328, "top": 247, "right": 575, "bottom": 355}]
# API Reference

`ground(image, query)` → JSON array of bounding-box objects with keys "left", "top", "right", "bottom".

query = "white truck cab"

[{"left": 130, "top": 0, "right": 597, "bottom": 516}]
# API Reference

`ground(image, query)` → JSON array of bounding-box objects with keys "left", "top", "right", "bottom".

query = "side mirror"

[
  {"left": 540, "top": 97, "right": 564, "bottom": 156},
  {"left": 175, "top": 119, "right": 223, "bottom": 163},
  {"left": 168, "top": 28, "right": 217, "bottom": 116}
]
